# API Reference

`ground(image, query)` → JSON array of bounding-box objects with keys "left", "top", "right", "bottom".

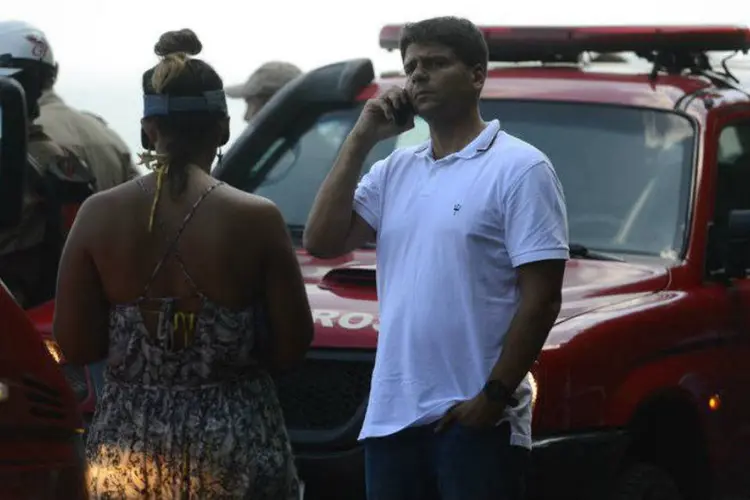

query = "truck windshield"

[{"left": 251, "top": 100, "right": 695, "bottom": 257}]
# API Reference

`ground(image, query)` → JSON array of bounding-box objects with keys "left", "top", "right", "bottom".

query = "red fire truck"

[
  {"left": 212, "top": 25, "right": 750, "bottom": 500},
  {"left": 0, "top": 76, "right": 87, "bottom": 499}
]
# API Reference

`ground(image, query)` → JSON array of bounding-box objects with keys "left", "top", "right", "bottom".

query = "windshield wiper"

[
  {"left": 289, "top": 227, "right": 622, "bottom": 261},
  {"left": 290, "top": 224, "right": 620, "bottom": 261},
  {"left": 569, "top": 243, "right": 625, "bottom": 262}
]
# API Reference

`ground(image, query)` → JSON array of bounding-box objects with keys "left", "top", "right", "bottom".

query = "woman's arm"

[
  {"left": 259, "top": 201, "right": 314, "bottom": 372},
  {"left": 53, "top": 195, "right": 110, "bottom": 365}
]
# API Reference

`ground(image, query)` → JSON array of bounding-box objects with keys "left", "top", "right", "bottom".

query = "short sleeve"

[
  {"left": 504, "top": 160, "right": 570, "bottom": 268},
  {"left": 353, "top": 159, "right": 387, "bottom": 232}
]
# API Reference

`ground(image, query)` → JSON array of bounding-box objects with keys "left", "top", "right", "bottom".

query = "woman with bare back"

[{"left": 53, "top": 28, "right": 313, "bottom": 499}]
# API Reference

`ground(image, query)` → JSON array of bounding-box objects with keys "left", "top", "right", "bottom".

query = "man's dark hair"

[{"left": 399, "top": 17, "right": 489, "bottom": 73}]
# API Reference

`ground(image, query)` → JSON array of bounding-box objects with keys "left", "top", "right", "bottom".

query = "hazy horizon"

[
  {"left": 52, "top": 76, "right": 249, "bottom": 164},
  {"left": 8, "top": 0, "right": 749, "bottom": 169},
  {"left": 53, "top": 54, "right": 750, "bottom": 173}
]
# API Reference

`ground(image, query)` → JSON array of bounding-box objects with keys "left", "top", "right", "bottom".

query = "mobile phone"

[{"left": 393, "top": 99, "right": 415, "bottom": 127}]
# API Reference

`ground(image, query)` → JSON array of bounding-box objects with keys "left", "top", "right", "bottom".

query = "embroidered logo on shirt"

[{"left": 453, "top": 203, "right": 462, "bottom": 215}]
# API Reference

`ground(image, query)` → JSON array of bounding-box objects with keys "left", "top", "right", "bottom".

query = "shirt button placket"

[{"left": 419, "top": 162, "right": 443, "bottom": 198}]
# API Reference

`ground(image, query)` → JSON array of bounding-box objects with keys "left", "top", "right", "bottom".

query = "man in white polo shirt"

[{"left": 305, "top": 16, "right": 568, "bottom": 500}]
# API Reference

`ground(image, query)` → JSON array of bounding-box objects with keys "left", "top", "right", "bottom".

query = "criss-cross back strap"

[{"left": 136, "top": 178, "right": 224, "bottom": 299}]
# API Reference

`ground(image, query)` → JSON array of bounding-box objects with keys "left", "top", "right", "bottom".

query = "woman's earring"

[
  {"left": 216, "top": 148, "right": 224, "bottom": 167},
  {"left": 136, "top": 149, "right": 168, "bottom": 171},
  {"left": 137, "top": 148, "right": 156, "bottom": 169}
]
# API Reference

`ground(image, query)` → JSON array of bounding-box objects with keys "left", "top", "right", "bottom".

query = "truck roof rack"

[
  {"left": 380, "top": 24, "right": 750, "bottom": 95},
  {"left": 379, "top": 24, "right": 750, "bottom": 71}
]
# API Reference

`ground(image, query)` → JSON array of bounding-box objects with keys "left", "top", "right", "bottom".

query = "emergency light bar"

[{"left": 379, "top": 25, "right": 750, "bottom": 63}]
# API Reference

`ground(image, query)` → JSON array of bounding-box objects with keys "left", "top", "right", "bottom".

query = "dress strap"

[{"left": 140, "top": 181, "right": 224, "bottom": 298}]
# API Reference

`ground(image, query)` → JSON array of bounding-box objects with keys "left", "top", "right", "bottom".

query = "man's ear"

[
  {"left": 472, "top": 64, "right": 486, "bottom": 92},
  {"left": 51, "top": 63, "right": 59, "bottom": 87}
]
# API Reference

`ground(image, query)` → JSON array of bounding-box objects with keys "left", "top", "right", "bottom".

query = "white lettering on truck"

[{"left": 313, "top": 309, "right": 379, "bottom": 331}]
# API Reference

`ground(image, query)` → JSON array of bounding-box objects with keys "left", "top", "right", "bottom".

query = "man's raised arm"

[
  {"left": 304, "top": 87, "right": 414, "bottom": 258},
  {"left": 303, "top": 131, "right": 377, "bottom": 259}
]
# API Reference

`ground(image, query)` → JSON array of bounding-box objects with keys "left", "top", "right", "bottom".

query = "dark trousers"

[{"left": 364, "top": 421, "right": 530, "bottom": 500}]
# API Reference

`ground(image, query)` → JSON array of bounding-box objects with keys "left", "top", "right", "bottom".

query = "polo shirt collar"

[{"left": 414, "top": 119, "right": 501, "bottom": 161}]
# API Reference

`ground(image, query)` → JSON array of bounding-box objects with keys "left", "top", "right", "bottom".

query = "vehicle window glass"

[
  {"left": 253, "top": 110, "right": 358, "bottom": 226},
  {"left": 718, "top": 127, "right": 743, "bottom": 163},
  {"left": 715, "top": 121, "right": 750, "bottom": 218},
  {"left": 395, "top": 118, "right": 430, "bottom": 148},
  {"left": 250, "top": 101, "right": 695, "bottom": 257}
]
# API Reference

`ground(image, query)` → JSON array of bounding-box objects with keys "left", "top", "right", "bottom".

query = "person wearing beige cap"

[{"left": 225, "top": 61, "right": 302, "bottom": 122}]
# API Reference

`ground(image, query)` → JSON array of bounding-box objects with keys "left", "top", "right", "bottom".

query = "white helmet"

[{"left": 0, "top": 20, "right": 56, "bottom": 73}]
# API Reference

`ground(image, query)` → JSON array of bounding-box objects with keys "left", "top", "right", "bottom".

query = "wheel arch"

[{"left": 621, "top": 388, "right": 712, "bottom": 500}]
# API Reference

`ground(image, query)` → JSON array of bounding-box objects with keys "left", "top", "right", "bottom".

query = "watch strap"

[{"left": 483, "top": 379, "right": 519, "bottom": 407}]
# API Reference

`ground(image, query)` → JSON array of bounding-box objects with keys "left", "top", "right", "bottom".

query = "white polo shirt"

[{"left": 353, "top": 120, "right": 569, "bottom": 448}]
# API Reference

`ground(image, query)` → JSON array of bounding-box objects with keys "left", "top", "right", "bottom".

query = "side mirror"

[
  {"left": 725, "top": 209, "right": 750, "bottom": 279},
  {"left": 0, "top": 75, "right": 28, "bottom": 229}
]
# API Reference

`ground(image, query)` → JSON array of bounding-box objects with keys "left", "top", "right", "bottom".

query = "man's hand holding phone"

[{"left": 351, "top": 87, "right": 415, "bottom": 146}]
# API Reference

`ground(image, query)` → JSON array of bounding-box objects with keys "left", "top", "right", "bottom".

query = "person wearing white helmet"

[
  {"left": 225, "top": 61, "right": 302, "bottom": 122},
  {"left": 0, "top": 20, "right": 95, "bottom": 307},
  {"left": 16, "top": 22, "right": 139, "bottom": 192},
  {"left": 0, "top": 22, "right": 53, "bottom": 119}
]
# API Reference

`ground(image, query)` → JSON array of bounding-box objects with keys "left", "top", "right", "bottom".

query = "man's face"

[
  {"left": 243, "top": 94, "right": 270, "bottom": 123},
  {"left": 402, "top": 43, "right": 484, "bottom": 120}
]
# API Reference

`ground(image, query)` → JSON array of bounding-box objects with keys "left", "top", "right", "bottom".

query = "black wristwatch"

[{"left": 482, "top": 379, "right": 518, "bottom": 408}]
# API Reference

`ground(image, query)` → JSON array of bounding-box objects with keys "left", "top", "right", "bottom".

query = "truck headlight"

[
  {"left": 43, "top": 338, "right": 64, "bottom": 363},
  {"left": 43, "top": 339, "right": 89, "bottom": 402}
]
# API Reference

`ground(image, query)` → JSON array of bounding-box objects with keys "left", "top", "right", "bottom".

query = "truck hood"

[{"left": 300, "top": 251, "right": 670, "bottom": 349}]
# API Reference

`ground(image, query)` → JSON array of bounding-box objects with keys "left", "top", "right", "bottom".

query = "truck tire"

[{"left": 612, "top": 463, "right": 683, "bottom": 500}]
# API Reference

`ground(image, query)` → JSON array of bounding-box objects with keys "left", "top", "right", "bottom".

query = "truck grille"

[
  {"left": 22, "top": 374, "right": 65, "bottom": 421},
  {"left": 275, "top": 352, "right": 374, "bottom": 431}
]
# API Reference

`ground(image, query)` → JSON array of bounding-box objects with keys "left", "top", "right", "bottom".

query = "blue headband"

[{"left": 143, "top": 90, "right": 228, "bottom": 117}]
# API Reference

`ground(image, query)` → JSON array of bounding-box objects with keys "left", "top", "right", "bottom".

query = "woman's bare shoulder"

[
  {"left": 219, "top": 184, "right": 283, "bottom": 219},
  {"left": 65, "top": 180, "right": 144, "bottom": 254},
  {"left": 75, "top": 179, "right": 140, "bottom": 224},
  {"left": 217, "top": 186, "right": 288, "bottom": 243}
]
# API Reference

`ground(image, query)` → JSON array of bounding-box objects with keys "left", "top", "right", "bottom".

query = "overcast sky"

[{"left": 4, "top": 0, "right": 750, "bottom": 155}]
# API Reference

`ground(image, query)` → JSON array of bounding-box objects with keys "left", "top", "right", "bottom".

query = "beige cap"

[{"left": 225, "top": 61, "right": 302, "bottom": 99}]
